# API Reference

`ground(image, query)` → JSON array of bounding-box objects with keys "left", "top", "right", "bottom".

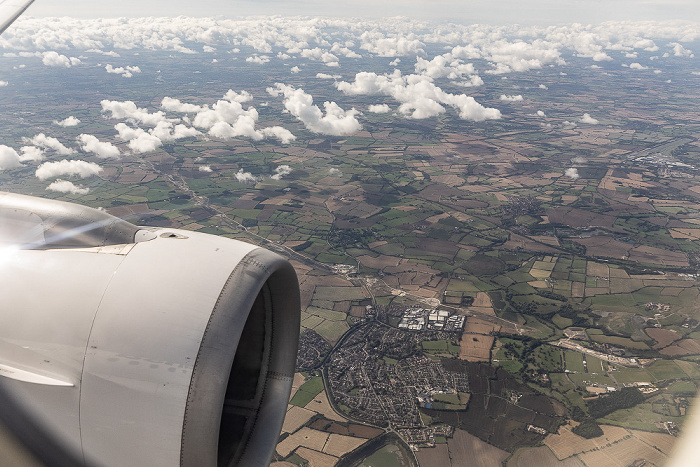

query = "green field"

[
  {"left": 564, "top": 351, "right": 585, "bottom": 373},
  {"left": 290, "top": 376, "right": 325, "bottom": 407},
  {"left": 313, "top": 286, "right": 366, "bottom": 301}
]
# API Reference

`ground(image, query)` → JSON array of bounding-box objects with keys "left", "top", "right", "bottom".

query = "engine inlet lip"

[{"left": 180, "top": 248, "right": 300, "bottom": 467}]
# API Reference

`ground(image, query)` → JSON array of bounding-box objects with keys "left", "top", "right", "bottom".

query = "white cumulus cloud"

[
  {"left": 78, "top": 134, "right": 121, "bottom": 159},
  {"left": 368, "top": 104, "right": 391, "bottom": 113},
  {"left": 36, "top": 159, "right": 102, "bottom": 180},
  {"left": 199, "top": 165, "right": 213, "bottom": 173},
  {"left": 41, "top": 51, "right": 81, "bottom": 68},
  {"left": 46, "top": 179, "right": 90, "bottom": 195},
  {"left": 25, "top": 133, "right": 75, "bottom": 155},
  {"left": 19, "top": 146, "right": 44, "bottom": 162},
  {"left": 105, "top": 64, "right": 141, "bottom": 78},
  {"left": 316, "top": 73, "right": 341, "bottom": 79},
  {"left": 101, "top": 100, "right": 170, "bottom": 126},
  {"left": 55, "top": 116, "right": 80, "bottom": 127},
  {"left": 580, "top": 113, "right": 599, "bottom": 124},
  {"left": 500, "top": 94, "right": 523, "bottom": 101},
  {"left": 235, "top": 169, "right": 257, "bottom": 183},
  {"left": 246, "top": 55, "right": 270, "bottom": 64},
  {"left": 336, "top": 70, "right": 500, "bottom": 121},
  {"left": 268, "top": 83, "right": 362, "bottom": 136},
  {"left": 565, "top": 168, "right": 579, "bottom": 180},
  {"left": 0, "top": 145, "right": 22, "bottom": 170},
  {"left": 271, "top": 165, "right": 292, "bottom": 180},
  {"left": 171, "top": 90, "right": 295, "bottom": 144}
]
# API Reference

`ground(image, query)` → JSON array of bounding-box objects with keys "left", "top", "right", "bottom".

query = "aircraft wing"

[{"left": 0, "top": 0, "right": 33, "bottom": 35}]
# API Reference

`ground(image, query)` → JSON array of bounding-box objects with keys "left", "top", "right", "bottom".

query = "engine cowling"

[{"left": 0, "top": 192, "right": 300, "bottom": 466}]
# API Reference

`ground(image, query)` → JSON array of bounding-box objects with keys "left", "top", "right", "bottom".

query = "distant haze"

[{"left": 26, "top": 0, "right": 700, "bottom": 25}]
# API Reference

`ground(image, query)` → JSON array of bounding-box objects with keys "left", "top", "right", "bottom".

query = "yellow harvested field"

[
  {"left": 448, "top": 429, "right": 509, "bottom": 467},
  {"left": 460, "top": 334, "right": 494, "bottom": 362},
  {"left": 357, "top": 254, "right": 401, "bottom": 269},
  {"left": 464, "top": 318, "right": 501, "bottom": 335},
  {"left": 306, "top": 390, "right": 346, "bottom": 421},
  {"left": 295, "top": 447, "right": 339, "bottom": 467},
  {"left": 509, "top": 446, "right": 585, "bottom": 467},
  {"left": 580, "top": 436, "right": 667, "bottom": 467},
  {"left": 629, "top": 429, "right": 675, "bottom": 455},
  {"left": 530, "top": 269, "right": 552, "bottom": 279},
  {"left": 466, "top": 292, "right": 496, "bottom": 316},
  {"left": 528, "top": 280, "right": 549, "bottom": 288},
  {"left": 571, "top": 282, "right": 585, "bottom": 298},
  {"left": 584, "top": 287, "right": 610, "bottom": 296},
  {"left": 322, "top": 433, "right": 367, "bottom": 457},
  {"left": 276, "top": 427, "right": 329, "bottom": 457},
  {"left": 608, "top": 268, "right": 630, "bottom": 279},
  {"left": 282, "top": 405, "right": 316, "bottom": 434},
  {"left": 545, "top": 424, "right": 628, "bottom": 460},
  {"left": 531, "top": 235, "right": 560, "bottom": 246},
  {"left": 432, "top": 174, "right": 465, "bottom": 186},
  {"left": 587, "top": 262, "right": 609, "bottom": 278},
  {"left": 270, "top": 462, "right": 297, "bottom": 467},
  {"left": 472, "top": 291, "right": 493, "bottom": 308},
  {"left": 577, "top": 449, "right": 614, "bottom": 466}
]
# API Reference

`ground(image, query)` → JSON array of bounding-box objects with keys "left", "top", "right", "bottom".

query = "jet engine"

[{"left": 0, "top": 191, "right": 300, "bottom": 466}]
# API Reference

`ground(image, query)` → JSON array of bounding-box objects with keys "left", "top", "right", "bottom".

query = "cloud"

[
  {"left": 414, "top": 55, "right": 476, "bottom": 80},
  {"left": 113, "top": 120, "right": 198, "bottom": 154},
  {"left": 198, "top": 165, "right": 213, "bottom": 173},
  {"left": 172, "top": 90, "right": 295, "bottom": 144},
  {"left": 368, "top": 104, "right": 391, "bottom": 113},
  {"left": 101, "top": 100, "right": 170, "bottom": 126},
  {"left": 0, "top": 146, "right": 22, "bottom": 170},
  {"left": 235, "top": 169, "right": 257, "bottom": 183},
  {"left": 629, "top": 62, "right": 648, "bottom": 70},
  {"left": 290, "top": 66, "right": 301, "bottom": 74},
  {"left": 105, "top": 64, "right": 141, "bottom": 78},
  {"left": 161, "top": 97, "right": 207, "bottom": 114},
  {"left": 360, "top": 31, "right": 425, "bottom": 57},
  {"left": 300, "top": 48, "right": 339, "bottom": 67},
  {"left": 19, "top": 146, "right": 44, "bottom": 162},
  {"left": 46, "top": 179, "right": 90, "bottom": 195},
  {"left": 114, "top": 123, "right": 164, "bottom": 153},
  {"left": 25, "top": 133, "right": 75, "bottom": 155},
  {"left": 35, "top": 159, "right": 102, "bottom": 180},
  {"left": 565, "top": 168, "right": 579, "bottom": 180},
  {"left": 41, "top": 51, "right": 81, "bottom": 68},
  {"left": 0, "top": 81, "right": 7, "bottom": 86},
  {"left": 86, "top": 49, "right": 120, "bottom": 57},
  {"left": 580, "top": 113, "right": 599, "bottom": 124},
  {"left": 246, "top": 55, "right": 270, "bottom": 64},
  {"left": 55, "top": 116, "right": 80, "bottom": 127},
  {"left": 500, "top": 94, "right": 523, "bottom": 101},
  {"left": 571, "top": 156, "right": 587, "bottom": 163},
  {"left": 316, "top": 73, "right": 341, "bottom": 79},
  {"left": 77, "top": 134, "right": 121, "bottom": 159},
  {"left": 668, "top": 42, "right": 694, "bottom": 58},
  {"left": 271, "top": 165, "right": 292, "bottom": 180},
  {"left": 538, "top": 84, "right": 548, "bottom": 90},
  {"left": 329, "top": 167, "right": 342, "bottom": 176},
  {"left": 536, "top": 110, "right": 546, "bottom": 117},
  {"left": 336, "top": 71, "right": 500, "bottom": 121},
  {"left": 268, "top": 83, "right": 362, "bottom": 135}
]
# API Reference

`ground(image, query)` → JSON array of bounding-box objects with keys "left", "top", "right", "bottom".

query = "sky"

[{"left": 25, "top": 0, "right": 700, "bottom": 25}]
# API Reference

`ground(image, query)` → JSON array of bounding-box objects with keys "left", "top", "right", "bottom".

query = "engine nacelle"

[{"left": 0, "top": 192, "right": 300, "bottom": 466}]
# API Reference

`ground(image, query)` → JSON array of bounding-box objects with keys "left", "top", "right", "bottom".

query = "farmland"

[{"left": 3, "top": 16, "right": 700, "bottom": 467}]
